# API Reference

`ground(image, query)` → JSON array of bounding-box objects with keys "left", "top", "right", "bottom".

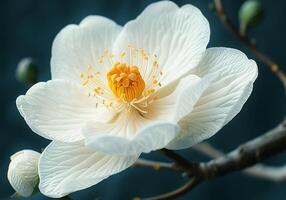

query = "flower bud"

[
  {"left": 238, "top": 0, "right": 263, "bottom": 35},
  {"left": 8, "top": 150, "right": 41, "bottom": 197},
  {"left": 16, "top": 58, "right": 38, "bottom": 85}
]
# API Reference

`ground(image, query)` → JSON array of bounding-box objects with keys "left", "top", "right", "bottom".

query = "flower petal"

[
  {"left": 82, "top": 74, "right": 215, "bottom": 156},
  {"left": 83, "top": 116, "right": 180, "bottom": 155},
  {"left": 39, "top": 141, "right": 138, "bottom": 198},
  {"left": 51, "top": 16, "right": 122, "bottom": 83},
  {"left": 143, "top": 74, "right": 215, "bottom": 122},
  {"left": 167, "top": 47, "right": 258, "bottom": 149},
  {"left": 113, "top": 1, "right": 210, "bottom": 85},
  {"left": 16, "top": 80, "right": 114, "bottom": 142}
]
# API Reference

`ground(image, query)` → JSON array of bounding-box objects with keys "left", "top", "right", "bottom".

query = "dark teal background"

[{"left": 1, "top": 0, "right": 286, "bottom": 199}]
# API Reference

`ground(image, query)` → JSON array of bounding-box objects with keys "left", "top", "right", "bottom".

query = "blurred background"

[{"left": 1, "top": 0, "right": 286, "bottom": 199}]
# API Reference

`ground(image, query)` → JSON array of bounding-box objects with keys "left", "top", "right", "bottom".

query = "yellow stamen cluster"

[
  {"left": 107, "top": 62, "right": 145, "bottom": 102},
  {"left": 79, "top": 45, "right": 164, "bottom": 112}
]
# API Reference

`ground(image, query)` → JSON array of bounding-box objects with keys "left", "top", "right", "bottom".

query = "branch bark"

[
  {"left": 197, "top": 120, "right": 286, "bottom": 179},
  {"left": 193, "top": 143, "right": 286, "bottom": 182}
]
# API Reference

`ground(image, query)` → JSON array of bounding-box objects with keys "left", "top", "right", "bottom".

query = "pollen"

[{"left": 107, "top": 62, "right": 145, "bottom": 102}]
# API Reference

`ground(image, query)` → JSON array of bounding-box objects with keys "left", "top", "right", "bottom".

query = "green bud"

[
  {"left": 238, "top": 0, "right": 263, "bottom": 35},
  {"left": 16, "top": 58, "right": 38, "bottom": 85}
]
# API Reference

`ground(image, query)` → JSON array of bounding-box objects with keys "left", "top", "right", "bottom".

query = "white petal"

[
  {"left": 83, "top": 113, "right": 180, "bottom": 156},
  {"left": 51, "top": 16, "right": 122, "bottom": 83},
  {"left": 8, "top": 150, "right": 40, "bottom": 197},
  {"left": 83, "top": 75, "right": 213, "bottom": 156},
  {"left": 143, "top": 74, "right": 215, "bottom": 122},
  {"left": 113, "top": 1, "right": 210, "bottom": 84},
  {"left": 16, "top": 94, "right": 26, "bottom": 118},
  {"left": 16, "top": 80, "right": 114, "bottom": 142},
  {"left": 167, "top": 47, "right": 258, "bottom": 149},
  {"left": 39, "top": 141, "right": 138, "bottom": 198}
]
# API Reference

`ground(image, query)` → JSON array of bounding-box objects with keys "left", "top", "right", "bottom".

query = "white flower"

[
  {"left": 7, "top": 150, "right": 40, "bottom": 197},
  {"left": 16, "top": 1, "right": 258, "bottom": 198}
]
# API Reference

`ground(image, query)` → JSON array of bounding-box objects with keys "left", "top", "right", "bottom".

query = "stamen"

[
  {"left": 79, "top": 45, "right": 164, "bottom": 113},
  {"left": 107, "top": 63, "right": 145, "bottom": 102}
]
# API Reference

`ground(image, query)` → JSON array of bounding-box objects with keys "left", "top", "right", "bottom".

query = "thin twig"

[
  {"left": 142, "top": 178, "right": 201, "bottom": 200},
  {"left": 245, "top": 164, "right": 286, "bottom": 182},
  {"left": 160, "top": 149, "right": 199, "bottom": 175},
  {"left": 193, "top": 143, "right": 223, "bottom": 158},
  {"left": 213, "top": 0, "right": 286, "bottom": 91},
  {"left": 134, "top": 158, "right": 176, "bottom": 170}
]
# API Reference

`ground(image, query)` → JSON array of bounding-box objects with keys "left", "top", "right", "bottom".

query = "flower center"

[
  {"left": 107, "top": 62, "right": 145, "bottom": 102},
  {"left": 79, "top": 45, "right": 164, "bottom": 112}
]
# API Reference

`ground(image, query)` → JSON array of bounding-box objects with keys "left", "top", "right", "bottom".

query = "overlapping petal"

[
  {"left": 167, "top": 47, "right": 258, "bottom": 149},
  {"left": 51, "top": 16, "right": 122, "bottom": 83},
  {"left": 83, "top": 110, "right": 179, "bottom": 155},
  {"left": 82, "top": 74, "right": 216, "bottom": 156},
  {"left": 143, "top": 74, "right": 216, "bottom": 122},
  {"left": 113, "top": 1, "right": 210, "bottom": 85},
  {"left": 39, "top": 141, "right": 139, "bottom": 198},
  {"left": 16, "top": 80, "right": 114, "bottom": 142}
]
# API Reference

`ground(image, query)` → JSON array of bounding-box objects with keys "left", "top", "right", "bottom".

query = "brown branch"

[
  {"left": 197, "top": 120, "right": 286, "bottom": 179},
  {"left": 213, "top": 0, "right": 286, "bottom": 91},
  {"left": 193, "top": 143, "right": 286, "bottom": 182}
]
